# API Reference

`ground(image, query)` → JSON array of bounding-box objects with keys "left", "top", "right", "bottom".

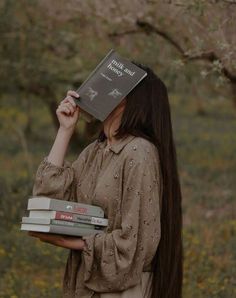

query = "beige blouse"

[{"left": 32, "top": 134, "right": 162, "bottom": 298}]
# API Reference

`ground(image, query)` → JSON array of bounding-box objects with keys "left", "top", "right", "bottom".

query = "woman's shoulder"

[
  {"left": 122, "top": 135, "right": 160, "bottom": 164},
  {"left": 124, "top": 136, "right": 158, "bottom": 154}
]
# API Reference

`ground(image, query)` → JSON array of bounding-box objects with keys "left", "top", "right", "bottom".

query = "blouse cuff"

[
  {"left": 42, "top": 157, "right": 72, "bottom": 171},
  {"left": 81, "top": 233, "right": 104, "bottom": 282},
  {"left": 34, "top": 157, "right": 73, "bottom": 179},
  {"left": 33, "top": 156, "right": 75, "bottom": 200}
]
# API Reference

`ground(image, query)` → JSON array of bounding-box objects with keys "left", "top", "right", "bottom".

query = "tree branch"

[
  {"left": 221, "top": 0, "right": 236, "bottom": 5},
  {"left": 109, "top": 20, "right": 236, "bottom": 83},
  {"left": 136, "top": 20, "right": 186, "bottom": 55}
]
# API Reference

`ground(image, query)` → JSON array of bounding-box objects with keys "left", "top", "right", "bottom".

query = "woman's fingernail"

[{"left": 75, "top": 93, "right": 79, "bottom": 98}]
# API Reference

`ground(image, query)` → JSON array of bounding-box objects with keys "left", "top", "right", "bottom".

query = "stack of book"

[{"left": 20, "top": 196, "right": 108, "bottom": 237}]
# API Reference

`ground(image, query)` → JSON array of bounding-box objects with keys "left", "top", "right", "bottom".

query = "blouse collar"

[{"left": 97, "top": 134, "right": 136, "bottom": 155}]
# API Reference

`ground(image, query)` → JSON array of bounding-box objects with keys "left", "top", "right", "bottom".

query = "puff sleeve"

[
  {"left": 81, "top": 148, "right": 162, "bottom": 292},
  {"left": 32, "top": 142, "right": 94, "bottom": 202}
]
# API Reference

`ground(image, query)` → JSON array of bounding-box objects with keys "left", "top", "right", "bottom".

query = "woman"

[{"left": 29, "top": 63, "right": 183, "bottom": 298}]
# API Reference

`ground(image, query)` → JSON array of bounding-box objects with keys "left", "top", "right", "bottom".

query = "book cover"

[
  {"left": 21, "top": 223, "right": 105, "bottom": 237},
  {"left": 27, "top": 196, "right": 104, "bottom": 218},
  {"left": 22, "top": 217, "right": 103, "bottom": 230},
  {"left": 28, "top": 210, "right": 108, "bottom": 227},
  {"left": 74, "top": 49, "right": 147, "bottom": 122}
]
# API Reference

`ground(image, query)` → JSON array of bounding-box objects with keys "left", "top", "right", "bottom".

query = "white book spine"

[
  {"left": 21, "top": 223, "right": 104, "bottom": 237},
  {"left": 28, "top": 210, "right": 108, "bottom": 227}
]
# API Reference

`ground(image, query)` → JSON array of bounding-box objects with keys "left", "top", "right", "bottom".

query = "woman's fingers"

[
  {"left": 60, "top": 97, "right": 76, "bottom": 107},
  {"left": 55, "top": 90, "right": 80, "bottom": 129},
  {"left": 56, "top": 104, "right": 70, "bottom": 115},
  {"left": 63, "top": 102, "right": 75, "bottom": 114},
  {"left": 65, "top": 96, "right": 77, "bottom": 108},
  {"left": 57, "top": 105, "right": 71, "bottom": 115},
  {"left": 67, "top": 90, "right": 79, "bottom": 98},
  {"left": 58, "top": 102, "right": 76, "bottom": 115},
  {"left": 59, "top": 90, "right": 79, "bottom": 109},
  {"left": 28, "top": 231, "right": 38, "bottom": 237},
  {"left": 28, "top": 231, "right": 85, "bottom": 250},
  {"left": 60, "top": 95, "right": 78, "bottom": 111}
]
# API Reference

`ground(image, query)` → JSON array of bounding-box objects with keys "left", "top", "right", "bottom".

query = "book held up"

[
  {"left": 74, "top": 49, "right": 147, "bottom": 122},
  {"left": 20, "top": 196, "right": 108, "bottom": 237}
]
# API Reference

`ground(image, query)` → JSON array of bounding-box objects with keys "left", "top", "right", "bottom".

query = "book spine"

[
  {"left": 21, "top": 216, "right": 51, "bottom": 225},
  {"left": 21, "top": 223, "right": 104, "bottom": 237},
  {"left": 49, "top": 225, "right": 104, "bottom": 237},
  {"left": 29, "top": 210, "right": 56, "bottom": 218},
  {"left": 51, "top": 219, "right": 103, "bottom": 230},
  {"left": 55, "top": 211, "right": 108, "bottom": 226},
  {"left": 49, "top": 200, "right": 104, "bottom": 218}
]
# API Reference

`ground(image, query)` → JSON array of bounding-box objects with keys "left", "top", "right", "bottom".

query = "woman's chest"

[{"left": 75, "top": 151, "right": 124, "bottom": 227}]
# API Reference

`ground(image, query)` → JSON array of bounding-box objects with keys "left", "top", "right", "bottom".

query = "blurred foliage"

[
  {"left": 183, "top": 220, "right": 236, "bottom": 297},
  {"left": 0, "top": 0, "right": 236, "bottom": 297},
  {"left": 0, "top": 226, "right": 66, "bottom": 297}
]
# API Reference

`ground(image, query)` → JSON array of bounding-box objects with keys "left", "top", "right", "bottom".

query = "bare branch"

[
  {"left": 183, "top": 51, "right": 236, "bottom": 82},
  {"left": 221, "top": 0, "right": 236, "bottom": 5},
  {"left": 109, "top": 29, "right": 141, "bottom": 38},
  {"left": 136, "top": 20, "right": 186, "bottom": 55},
  {"left": 109, "top": 20, "right": 236, "bottom": 83}
]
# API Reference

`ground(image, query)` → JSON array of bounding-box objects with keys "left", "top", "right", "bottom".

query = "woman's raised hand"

[{"left": 56, "top": 90, "right": 80, "bottom": 131}]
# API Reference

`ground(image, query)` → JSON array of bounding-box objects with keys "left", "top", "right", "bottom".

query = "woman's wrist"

[
  {"left": 47, "top": 126, "right": 75, "bottom": 167},
  {"left": 58, "top": 126, "right": 75, "bottom": 137}
]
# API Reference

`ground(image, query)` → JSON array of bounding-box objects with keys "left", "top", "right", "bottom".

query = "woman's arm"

[
  {"left": 32, "top": 90, "right": 82, "bottom": 200},
  {"left": 47, "top": 90, "right": 80, "bottom": 166},
  {"left": 28, "top": 231, "right": 86, "bottom": 250},
  {"left": 29, "top": 90, "right": 87, "bottom": 246}
]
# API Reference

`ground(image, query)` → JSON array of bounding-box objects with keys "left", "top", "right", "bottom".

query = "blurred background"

[{"left": 0, "top": 0, "right": 235, "bottom": 297}]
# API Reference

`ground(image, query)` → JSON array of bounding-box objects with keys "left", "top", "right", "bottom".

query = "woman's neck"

[
  {"left": 103, "top": 103, "right": 125, "bottom": 146},
  {"left": 103, "top": 116, "right": 120, "bottom": 146}
]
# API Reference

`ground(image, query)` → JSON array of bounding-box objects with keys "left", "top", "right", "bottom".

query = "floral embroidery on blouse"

[{"left": 32, "top": 134, "right": 162, "bottom": 297}]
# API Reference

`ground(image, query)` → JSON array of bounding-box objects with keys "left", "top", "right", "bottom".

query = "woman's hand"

[
  {"left": 28, "top": 231, "right": 86, "bottom": 250},
  {"left": 47, "top": 90, "right": 80, "bottom": 167},
  {"left": 56, "top": 90, "right": 80, "bottom": 131}
]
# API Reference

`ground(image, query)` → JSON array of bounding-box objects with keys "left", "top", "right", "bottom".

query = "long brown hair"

[{"left": 98, "top": 62, "right": 183, "bottom": 298}]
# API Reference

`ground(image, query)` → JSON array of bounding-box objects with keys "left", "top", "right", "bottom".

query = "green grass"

[
  {"left": 172, "top": 96, "right": 236, "bottom": 297},
  {"left": 0, "top": 95, "right": 235, "bottom": 297}
]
